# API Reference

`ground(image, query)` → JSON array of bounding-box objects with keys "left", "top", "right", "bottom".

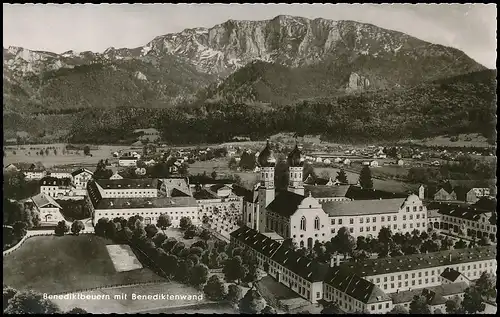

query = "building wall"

[
  {"left": 364, "top": 259, "right": 496, "bottom": 294},
  {"left": 323, "top": 283, "right": 393, "bottom": 314},
  {"left": 119, "top": 159, "right": 137, "bottom": 167},
  {"left": 434, "top": 189, "right": 454, "bottom": 201},
  {"left": 24, "top": 171, "right": 46, "bottom": 180},
  {"left": 38, "top": 207, "right": 65, "bottom": 223},
  {"left": 440, "top": 213, "right": 496, "bottom": 240},
  {"left": 41, "top": 186, "right": 73, "bottom": 198},
  {"left": 100, "top": 188, "right": 158, "bottom": 198},
  {"left": 48, "top": 172, "right": 73, "bottom": 180},
  {"left": 92, "top": 206, "right": 199, "bottom": 227},
  {"left": 289, "top": 196, "right": 330, "bottom": 249},
  {"left": 74, "top": 172, "right": 93, "bottom": 190}
]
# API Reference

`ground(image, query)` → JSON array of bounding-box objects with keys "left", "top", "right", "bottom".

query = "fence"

[
  {"left": 48, "top": 279, "right": 167, "bottom": 296},
  {"left": 3, "top": 230, "right": 94, "bottom": 256}
]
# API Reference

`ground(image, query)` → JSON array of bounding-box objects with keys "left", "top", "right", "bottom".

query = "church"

[{"left": 242, "top": 140, "right": 428, "bottom": 249}]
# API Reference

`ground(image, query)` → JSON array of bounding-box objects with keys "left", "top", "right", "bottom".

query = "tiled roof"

[
  {"left": 324, "top": 266, "right": 391, "bottom": 304},
  {"left": 95, "top": 196, "right": 198, "bottom": 210},
  {"left": 266, "top": 190, "right": 305, "bottom": 217},
  {"left": 161, "top": 178, "right": 191, "bottom": 197},
  {"left": 427, "top": 281, "right": 469, "bottom": 297},
  {"left": 230, "top": 226, "right": 282, "bottom": 258},
  {"left": 31, "top": 193, "right": 62, "bottom": 209},
  {"left": 96, "top": 178, "right": 159, "bottom": 190},
  {"left": 119, "top": 156, "right": 137, "bottom": 160},
  {"left": 320, "top": 198, "right": 406, "bottom": 217},
  {"left": 271, "top": 245, "right": 329, "bottom": 282},
  {"left": 438, "top": 206, "right": 490, "bottom": 222},
  {"left": 71, "top": 168, "right": 93, "bottom": 176},
  {"left": 345, "top": 186, "right": 407, "bottom": 200},
  {"left": 10, "top": 162, "right": 46, "bottom": 172},
  {"left": 171, "top": 188, "right": 191, "bottom": 198},
  {"left": 193, "top": 189, "right": 218, "bottom": 200},
  {"left": 304, "top": 185, "right": 350, "bottom": 198},
  {"left": 231, "top": 185, "right": 253, "bottom": 202},
  {"left": 440, "top": 268, "right": 461, "bottom": 282},
  {"left": 391, "top": 282, "right": 468, "bottom": 305},
  {"left": 40, "top": 176, "right": 73, "bottom": 187},
  {"left": 342, "top": 245, "right": 496, "bottom": 277}
]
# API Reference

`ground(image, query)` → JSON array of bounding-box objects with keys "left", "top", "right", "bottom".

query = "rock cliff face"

[
  {"left": 3, "top": 15, "right": 487, "bottom": 113},
  {"left": 346, "top": 73, "right": 371, "bottom": 92}
]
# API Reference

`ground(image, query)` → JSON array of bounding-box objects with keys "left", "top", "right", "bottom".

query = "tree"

[
  {"left": 179, "top": 216, "right": 193, "bottom": 230},
  {"left": 461, "top": 286, "right": 486, "bottom": 314},
  {"left": 53, "top": 149, "right": 58, "bottom": 156},
  {"left": 54, "top": 220, "right": 70, "bottom": 236},
  {"left": 12, "top": 221, "right": 28, "bottom": 239},
  {"left": 388, "top": 304, "right": 409, "bottom": 314},
  {"left": 409, "top": 295, "right": 431, "bottom": 314},
  {"left": 4, "top": 290, "right": 61, "bottom": 314},
  {"left": 440, "top": 237, "right": 453, "bottom": 250},
  {"left": 377, "top": 226, "right": 393, "bottom": 246},
  {"left": 475, "top": 272, "right": 496, "bottom": 298},
  {"left": 189, "top": 264, "right": 209, "bottom": 288},
  {"left": 445, "top": 296, "right": 463, "bottom": 314},
  {"left": 359, "top": 166, "right": 374, "bottom": 189},
  {"left": 145, "top": 223, "right": 159, "bottom": 239},
  {"left": 204, "top": 275, "right": 227, "bottom": 301},
  {"left": 334, "top": 227, "right": 357, "bottom": 259},
  {"left": 224, "top": 256, "right": 246, "bottom": 283},
  {"left": 282, "top": 238, "right": 297, "bottom": 250},
  {"left": 336, "top": 169, "right": 348, "bottom": 184},
  {"left": 239, "top": 287, "right": 267, "bottom": 314},
  {"left": 162, "top": 254, "right": 179, "bottom": 278},
  {"left": 161, "top": 237, "right": 178, "bottom": 253},
  {"left": 152, "top": 232, "right": 167, "bottom": 248},
  {"left": 199, "top": 228, "right": 211, "bottom": 241},
  {"left": 66, "top": 307, "right": 89, "bottom": 314},
  {"left": 94, "top": 218, "right": 109, "bottom": 237},
  {"left": 71, "top": 220, "right": 85, "bottom": 235},
  {"left": 211, "top": 170, "right": 217, "bottom": 179},
  {"left": 243, "top": 263, "right": 259, "bottom": 284},
  {"left": 175, "top": 259, "right": 194, "bottom": 284},
  {"left": 226, "top": 284, "right": 243, "bottom": 305},
  {"left": 479, "top": 235, "right": 491, "bottom": 246},
  {"left": 184, "top": 227, "right": 197, "bottom": 239},
  {"left": 45, "top": 148, "right": 49, "bottom": 156},
  {"left": 3, "top": 286, "right": 18, "bottom": 311},
  {"left": 261, "top": 306, "right": 277, "bottom": 314},
  {"left": 321, "top": 301, "right": 341, "bottom": 314},
  {"left": 157, "top": 213, "right": 172, "bottom": 232},
  {"left": 83, "top": 145, "right": 91, "bottom": 156},
  {"left": 228, "top": 157, "right": 238, "bottom": 170},
  {"left": 454, "top": 239, "right": 467, "bottom": 249}
]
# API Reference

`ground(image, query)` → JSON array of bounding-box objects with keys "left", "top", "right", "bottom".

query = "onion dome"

[
  {"left": 287, "top": 144, "right": 305, "bottom": 167},
  {"left": 257, "top": 140, "right": 276, "bottom": 167}
]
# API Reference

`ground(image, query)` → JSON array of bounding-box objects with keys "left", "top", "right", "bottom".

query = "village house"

[
  {"left": 71, "top": 168, "right": 94, "bottom": 192},
  {"left": 29, "top": 193, "right": 65, "bottom": 224},
  {"left": 119, "top": 156, "right": 138, "bottom": 167},
  {"left": 4, "top": 162, "right": 47, "bottom": 180},
  {"left": 40, "top": 176, "right": 75, "bottom": 198}
]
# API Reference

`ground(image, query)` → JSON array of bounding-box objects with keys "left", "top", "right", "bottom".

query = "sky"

[{"left": 3, "top": 4, "right": 497, "bottom": 68}]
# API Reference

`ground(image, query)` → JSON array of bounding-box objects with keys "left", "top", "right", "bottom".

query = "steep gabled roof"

[
  {"left": 440, "top": 268, "right": 461, "bottom": 282},
  {"left": 271, "top": 245, "right": 329, "bottom": 282},
  {"left": 321, "top": 198, "right": 406, "bottom": 217},
  {"left": 71, "top": 167, "right": 94, "bottom": 176},
  {"left": 31, "top": 193, "right": 62, "bottom": 209},
  {"left": 324, "top": 266, "right": 391, "bottom": 304},
  {"left": 230, "top": 226, "right": 281, "bottom": 258},
  {"left": 304, "top": 185, "right": 350, "bottom": 199},
  {"left": 266, "top": 190, "right": 305, "bottom": 217}
]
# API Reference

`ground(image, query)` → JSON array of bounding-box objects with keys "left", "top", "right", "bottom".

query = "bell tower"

[
  {"left": 287, "top": 143, "right": 305, "bottom": 196},
  {"left": 257, "top": 140, "right": 276, "bottom": 232}
]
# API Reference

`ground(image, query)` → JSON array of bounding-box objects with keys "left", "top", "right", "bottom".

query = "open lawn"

[
  {"left": 398, "top": 133, "right": 494, "bottom": 148},
  {"left": 164, "top": 228, "right": 205, "bottom": 248},
  {"left": 3, "top": 144, "right": 136, "bottom": 168},
  {"left": 3, "top": 234, "right": 165, "bottom": 294},
  {"left": 51, "top": 281, "right": 208, "bottom": 314},
  {"left": 189, "top": 158, "right": 258, "bottom": 188}
]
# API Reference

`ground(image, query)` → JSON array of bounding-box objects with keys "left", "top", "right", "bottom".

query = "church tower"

[
  {"left": 257, "top": 140, "right": 276, "bottom": 232},
  {"left": 287, "top": 143, "right": 305, "bottom": 196}
]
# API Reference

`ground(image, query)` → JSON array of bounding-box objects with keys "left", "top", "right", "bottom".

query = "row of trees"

[
  {"left": 3, "top": 285, "right": 88, "bottom": 314},
  {"left": 54, "top": 220, "right": 85, "bottom": 236}
]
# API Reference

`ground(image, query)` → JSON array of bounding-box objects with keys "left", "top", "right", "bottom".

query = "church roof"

[
  {"left": 230, "top": 226, "right": 282, "bottom": 258},
  {"left": 257, "top": 140, "right": 276, "bottom": 167},
  {"left": 304, "top": 185, "right": 350, "bottom": 198},
  {"left": 287, "top": 144, "right": 304, "bottom": 167},
  {"left": 320, "top": 198, "right": 406, "bottom": 217},
  {"left": 266, "top": 190, "right": 305, "bottom": 217}
]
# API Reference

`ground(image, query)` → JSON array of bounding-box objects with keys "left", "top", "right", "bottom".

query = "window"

[
  {"left": 316, "top": 292, "right": 321, "bottom": 299},
  {"left": 419, "top": 206, "right": 423, "bottom": 211},
  {"left": 376, "top": 278, "right": 380, "bottom": 283},
  {"left": 406, "top": 207, "right": 410, "bottom": 212},
  {"left": 381, "top": 216, "right": 385, "bottom": 222},
  {"left": 331, "top": 219, "right": 335, "bottom": 225},
  {"left": 425, "top": 271, "right": 428, "bottom": 277},
  {"left": 331, "top": 228, "right": 336, "bottom": 234},
  {"left": 393, "top": 216, "right": 397, "bottom": 221},
  {"left": 398, "top": 282, "right": 402, "bottom": 287},
  {"left": 413, "top": 206, "right": 417, "bottom": 212},
  {"left": 367, "top": 227, "right": 370, "bottom": 232},
  {"left": 372, "top": 217, "right": 376, "bottom": 222},
  {"left": 360, "top": 227, "right": 364, "bottom": 232},
  {"left": 373, "top": 226, "right": 376, "bottom": 231},
  {"left": 398, "top": 275, "right": 402, "bottom": 280},
  {"left": 371, "top": 305, "right": 375, "bottom": 311},
  {"left": 410, "top": 215, "right": 413, "bottom": 220},
  {"left": 378, "top": 304, "right": 382, "bottom": 310},
  {"left": 393, "top": 224, "right": 397, "bottom": 229},
  {"left": 339, "top": 219, "right": 343, "bottom": 225},
  {"left": 412, "top": 273, "right": 415, "bottom": 278},
  {"left": 384, "top": 277, "right": 388, "bottom": 282},
  {"left": 416, "top": 214, "right": 420, "bottom": 219},
  {"left": 366, "top": 217, "right": 370, "bottom": 223},
  {"left": 300, "top": 217, "right": 306, "bottom": 231},
  {"left": 349, "top": 228, "right": 354, "bottom": 233},
  {"left": 403, "top": 215, "right": 407, "bottom": 221},
  {"left": 418, "top": 272, "right": 422, "bottom": 277},
  {"left": 403, "top": 224, "right": 406, "bottom": 229},
  {"left": 350, "top": 218, "right": 354, "bottom": 224},
  {"left": 360, "top": 218, "right": 364, "bottom": 223},
  {"left": 391, "top": 276, "right": 394, "bottom": 281},
  {"left": 314, "top": 216, "right": 320, "bottom": 230},
  {"left": 410, "top": 223, "right": 413, "bottom": 228}
]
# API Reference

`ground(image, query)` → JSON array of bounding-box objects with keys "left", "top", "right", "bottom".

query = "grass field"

[
  {"left": 2, "top": 144, "right": 134, "bottom": 168},
  {"left": 3, "top": 235, "right": 165, "bottom": 294},
  {"left": 398, "top": 133, "right": 494, "bottom": 148},
  {"left": 189, "top": 158, "right": 258, "bottom": 188},
  {"left": 164, "top": 228, "right": 204, "bottom": 248}
]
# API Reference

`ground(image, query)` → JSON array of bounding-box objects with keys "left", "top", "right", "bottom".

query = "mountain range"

[{"left": 2, "top": 15, "right": 495, "bottom": 144}]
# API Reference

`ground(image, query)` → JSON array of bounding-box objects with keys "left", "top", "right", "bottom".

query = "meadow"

[{"left": 3, "top": 234, "right": 165, "bottom": 294}]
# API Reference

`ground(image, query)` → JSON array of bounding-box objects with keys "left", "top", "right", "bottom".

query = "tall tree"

[
  {"left": 4, "top": 290, "right": 61, "bottom": 314},
  {"left": 83, "top": 146, "right": 91, "bottom": 156},
  {"left": 226, "top": 284, "right": 243, "bottom": 305},
  {"left": 157, "top": 213, "right": 172, "bottom": 232},
  {"left": 238, "top": 287, "right": 267, "bottom": 314},
  {"left": 475, "top": 272, "right": 496, "bottom": 298},
  {"left": 409, "top": 295, "right": 431, "bottom": 314},
  {"left": 461, "top": 286, "right": 486, "bottom": 314},
  {"left": 70, "top": 220, "right": 85, "bottom": 235},
  {"left": 336, "top": 169, "right": 348, "bottom": 184},
  {"left": 189, "top": 264, "right": 209, "bottom": 288},
  {"left": 359, "top": 166, "right": 374, "bottom": 190},
  {"left": 388, "top": 304, "right": 409, "bottom": 314},
  {"left": 204, "top": 275, "right": 227, "bottom": 301}
]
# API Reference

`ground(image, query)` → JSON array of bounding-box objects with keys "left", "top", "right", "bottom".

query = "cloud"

[{"left": 2, "top": 3, "right": 496, "bottom": 68}]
